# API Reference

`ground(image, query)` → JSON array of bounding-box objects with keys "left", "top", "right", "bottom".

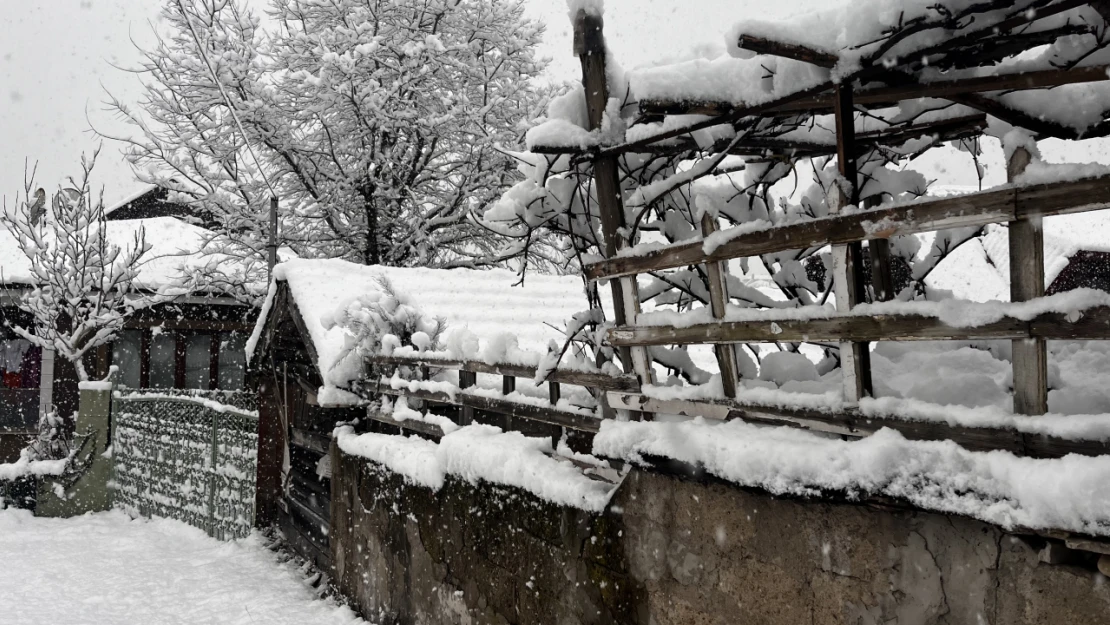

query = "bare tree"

[{"left": 1, "top": 149, "right": 152, "bottom": 383}]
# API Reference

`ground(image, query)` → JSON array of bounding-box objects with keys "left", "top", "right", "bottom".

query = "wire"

[{"left": 173, "top": 0, "right": 278, "bottom": 199}]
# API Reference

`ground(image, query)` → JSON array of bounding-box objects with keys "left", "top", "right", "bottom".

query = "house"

[
  {"left": 247, "top": 258, "right": 591, "bottom": 571},
  {"left": 0, "top": 189, "right": 258, "bottom": 462},
  {"left": 927, "top": 212, "right": 1110, "bottom": 301}
]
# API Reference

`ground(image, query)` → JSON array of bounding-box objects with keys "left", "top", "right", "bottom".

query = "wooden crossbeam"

[
  {"left": 365, "top": 354, "right": 638, "bottom": 392},
  {"left": 606, "top": 306, "right": 1110, "bottom": 346},
  {"left": 584, "top": 173, "right": 1110, "bottom": 281},
  {"left": 606, "top": 392, "right": 1110, "bottom": 459},
  {"left": 735, "top": 34, "right": 838, "bottom": 67},
  {"left": 375, "top": 384, "right": 602, "bottom": 433},
  {"left": 641, "top": 65, "right": 1110, "bottom": 118}
]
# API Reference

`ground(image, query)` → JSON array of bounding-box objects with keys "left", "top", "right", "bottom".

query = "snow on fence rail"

[{"left": 111, "top": 392, "right": 258, "bottom": 540}]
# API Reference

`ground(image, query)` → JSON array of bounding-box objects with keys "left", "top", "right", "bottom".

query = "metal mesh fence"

[{"left": 111, "top": 392, "right": 258, "bottom": 540}]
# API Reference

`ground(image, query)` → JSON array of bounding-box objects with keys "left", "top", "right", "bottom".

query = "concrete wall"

[{"left": 331, "top": 447, "right": 1110, "bottom": 625}]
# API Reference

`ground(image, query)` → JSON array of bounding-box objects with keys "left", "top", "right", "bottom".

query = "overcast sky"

[{"left": 2, "top": 0, "right": 1105, "bottom": 210}]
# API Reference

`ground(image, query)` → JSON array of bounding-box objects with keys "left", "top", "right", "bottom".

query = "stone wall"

[{"left": 330, "top": 447, "right": 1110, "bottom": 625}]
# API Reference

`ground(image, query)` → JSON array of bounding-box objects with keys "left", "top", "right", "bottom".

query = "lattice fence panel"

[{"left": 111, "top": 394, "right": 258, "bottom": 540}]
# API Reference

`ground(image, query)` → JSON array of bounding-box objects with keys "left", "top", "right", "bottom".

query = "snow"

[
  {"left": 593, "top": 418, "right": 1110, "bottom": 536},
  {"left": 78, "top": 380, "right": 113, "bottom": 391},
  {"left": 250, "top": 259, "right": 591, "bottom": 400},
  {"left": 0, "top": 452, "right": 68, "bottom": 482},
  {"left": 336, "top": 424, "right": 617, "bottom": 511},
  {"left": 0, "top": 509, "right": 362, "bottom": 624}
]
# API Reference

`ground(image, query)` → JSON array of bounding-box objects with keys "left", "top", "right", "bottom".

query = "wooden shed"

[{"left": 247, "top": 258, "right": 593, "bottom": 571}]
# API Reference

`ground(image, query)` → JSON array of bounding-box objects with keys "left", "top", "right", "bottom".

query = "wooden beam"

[
  {"left": 365, "top": 408, "right": 445, "bottom": 439},
  {"left": 375, "top": 384, "right": 602, "bottom": 433},
  {"left": 700, "top": 212, "right": 740, "bottom": 398},
  {"left": 832, "top": 83, "right": 871, "bottom": 401},
  {"left": 574, "top": 10, "right": 655, "bottom": 408},
  {"left": 458, "top": 369, "right": 476, "bottom": 426},
  {"left": 365, "top": 354, "right": 638, "bottom": 392},
  {"left": 606, "top": 306, "right": 1110, "bottom": 346},
  {"left": 606, "top": 392, "right": 1110, "bottom": 459},
  {"left": 735, "top": 34, "right": 838, "bottom": 68},
  {"left": 1007, "top": 146, "right": 1049, "bottom": 415},
  {"left": 584, "top": 172, "right": 1110, "bottom": 281},
  {"left": 640, "top": 65, "right": 1110, "bottom": 119}
]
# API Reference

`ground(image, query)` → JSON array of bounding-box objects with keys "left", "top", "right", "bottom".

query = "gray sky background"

[{"left": 1, "top": 0, "right": 1105, "bottom": 210}]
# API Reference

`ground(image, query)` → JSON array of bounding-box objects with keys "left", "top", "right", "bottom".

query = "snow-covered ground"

[{"left": 0, "top": 509, "right": 363, "bottom": 625}]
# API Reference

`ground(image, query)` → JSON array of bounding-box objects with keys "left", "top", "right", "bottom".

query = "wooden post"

[
  {"left": 700, "top": 212, "right": 740, "bottom": 398},
  {"left": 1007, "top": 146, "right": 1048, "bottom": 415},
  {"left": 267, "top": 196, "right": 278, "bottom": 281},
  {"left": 501, "top": 375, "right": 515, "bottom": 431},
  {"left": 549, "top": 381, "right": 561, "bottom": 406},
  {"left": 865, "top": 193, "right": 896, "bottom": 303},
  {"left": 458, "top": 369, "right": 476, "bottom": 425},
  {"left": 831, "top": 83, "right": 872, "bottom": 402},
  {"left": 574, "top": 10, "right": 654, "bottom": 415}
]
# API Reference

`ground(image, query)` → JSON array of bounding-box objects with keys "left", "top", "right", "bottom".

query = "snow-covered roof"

[
  {"left": 928, "top": 212, "right": 1110, "bottom": 301},
  {"left": 0, "top": 217, "right": 237, "bottom": 291},
  {"left": 249, "top": 258, "right": 592, "bottom": 392}
]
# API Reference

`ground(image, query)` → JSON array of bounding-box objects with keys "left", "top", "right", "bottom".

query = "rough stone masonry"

[{"left": 330, "top": 446, "right": 1110, "bottom": 625}]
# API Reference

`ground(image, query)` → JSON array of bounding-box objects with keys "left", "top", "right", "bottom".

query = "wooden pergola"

[{"left": 536, "top": 0, "right": 1110, "bottom": 420}]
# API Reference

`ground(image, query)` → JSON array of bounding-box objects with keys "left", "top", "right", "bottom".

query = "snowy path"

[{"left": 0, "top": 509, "right": 364, "bottom": 625}]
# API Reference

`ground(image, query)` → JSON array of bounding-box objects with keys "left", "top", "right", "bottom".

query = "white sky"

[{"left": 1, "top": 0, "right": 1106, "bottom": 210}]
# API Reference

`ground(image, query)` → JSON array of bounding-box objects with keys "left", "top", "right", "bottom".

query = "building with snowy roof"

[
  {"left": 247, "top": 258, "right": 595, "bottom": 568},
  {"left": 0, "top": 193, "right": 258, "bottom": 461},
  {"left": 928, "top": 212, "right": 1110, "bottom": 302}
]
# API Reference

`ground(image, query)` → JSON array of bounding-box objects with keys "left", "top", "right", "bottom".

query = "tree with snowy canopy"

[
  {"left": 1, "top": 150, "right": 152, "bottom": 384},
  {"left": 104, "top": 0, "right": 552, "bottom": 300}
]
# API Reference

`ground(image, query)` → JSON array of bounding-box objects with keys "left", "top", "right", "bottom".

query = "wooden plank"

[
  {"left": 607, "top": 392, "right": 1110, "bottom": 459},
  {"left": 458, "top": 369, "right": 476, "bottom": 426},
  {"left": 606, "top": 306, "right": 1110, "bottom": 346},
  {"left": 640, "top": 64, "right": 1110, "bottom": 118},
  {"left": 574, "top": 9, "right": 654, "bottom": 413},
  {"left": 291, "top": 427, "right": 331, "bottom": 456},
  {"left": 366, "top": 354, "right": 639, "bottom": 392},
  {"left": 833, "top": 83, "right": 871, "bottom": 402},
  {"left": 365, "top": 408, "right": 445, "bottom": 438},
  {"left": 583, "top": 173, "right": 1110, "bottom": 281},
  {"left": 735, "top": 34, "right": 838, "bottom": 67},
  {"left": 1007, "top": 146, "right": 1049, "bottom": 415},
  {"left": 700, "top": 212, "right": 740, "bottom": 398},
  {"left": 375, "top": 384, "right": 602, "bottom": 433},
  {"left": 502, "top": 375, "right": 516, "bottom": 395}
]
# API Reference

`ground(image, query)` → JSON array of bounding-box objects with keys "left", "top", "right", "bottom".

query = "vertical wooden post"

[
  {"left": 1007, "top": 146, "right": 1048, "bottom": 415},
  {"left": 866, "top": 190, "right": 896, "bottom": 302},
  {"left": 267, "top": 196, "right": 279, "bottom": 280},
  {"left": 501, "top": 375, "right": 515, "bottom": 431},
  {"left": 458, "top": 369, "right": 476, "bottom": 425},
  {"left": 549, "top": 381, "right": 561, "bottom": 406},
  {"left": 699, "top": 212, "right": 740, "bottom": 398},
  {"left": 574, "top": 10, "right": 654, "bottom": 414},
  {"left": 831, "top": 84, "right": 872, "bottom": 402}
]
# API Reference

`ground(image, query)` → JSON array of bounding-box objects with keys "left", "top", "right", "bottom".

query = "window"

[
  {"left": 111, "top": 330, "right": 142, "bottom": 389},
  {"left": 149, "top": 331, "right": 176, "bottom": 389},
  {"left": 218, "top": 334, "right": 246, "bottom": 391},
  {"left": 184, "top": 334, "right": 212, "bottom": 390}
]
